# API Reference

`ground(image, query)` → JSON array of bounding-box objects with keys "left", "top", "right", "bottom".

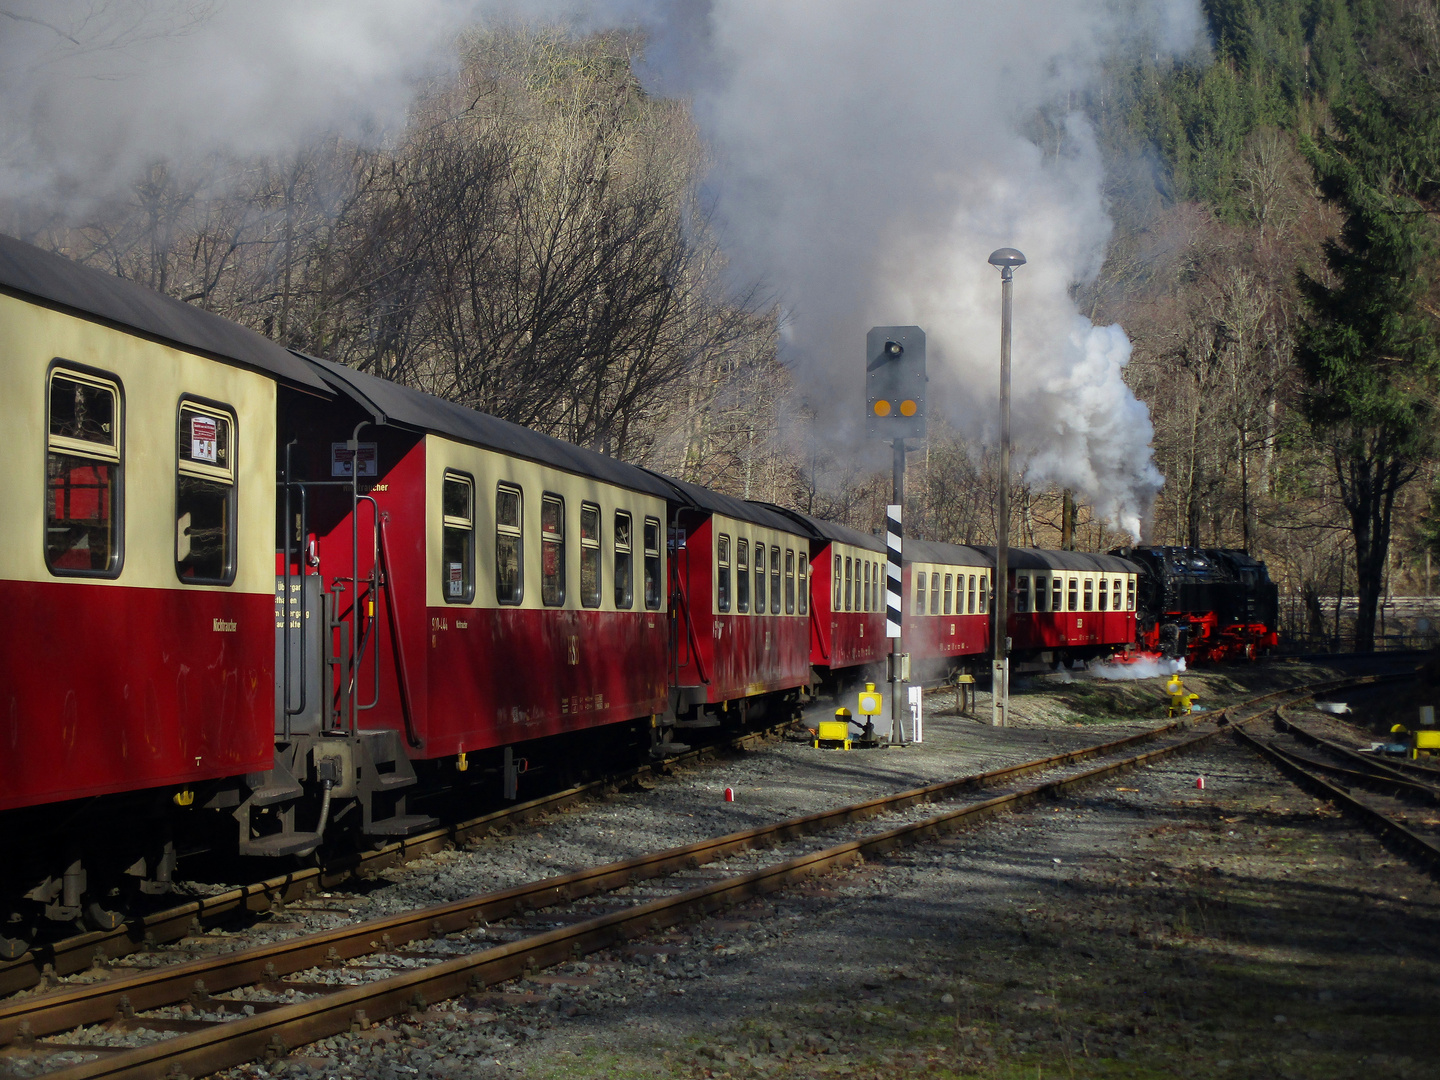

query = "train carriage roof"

[
  {"left": 652, "top": 478, "right": 810, "bottom": 535},
  {"left": 905, "top": 538, "right": 993, "bottom": 567},
  {"left": 751, "top": 505, "right": 886, "bottom": 552},
  {"left": 0, "top": 234, "right": 329, "bottom": 391},
  {"left": 300, "top": 354, "right": 679, "bottom": 500},
  {"left": 971, "top": 546, "right": 1141, "bottom": 574}
]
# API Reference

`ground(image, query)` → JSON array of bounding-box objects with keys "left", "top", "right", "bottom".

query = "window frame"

[
  {"left": 1083, "top": 577, "right": 1094, "bottom": 612},
  {"left": 930, "top": 571, "right": 941, "bottom": 615},
  {"left": 770, "top": 545, "right": 782, "bottom": 615},
  {"left": 1067, "top": 576, "right": 1079, "bottom": 612},
  {"left": 737, "top": 538, "right": 750, "bottom": 613},
  {"left": 717, "top": 533, "right": 732, "bottom": 614},
  {"left": 643, "top": 515, "right": 663, "bottom": 611},
  {"left": 1098, "top": 576, "right": 1109, "bottom": 612},
  {"left": 540, "top": 492, "right": 566, "bottom": 608},
  {"left": 1052, "top": 576, "right": 1063, "bottom": 612},
  {"left": 45, "top": 363, "right": 125, "bottom": 579},
  {"left": 1015, "top": 573, "right": 1030, "bottom": 613},
  {"left": 832, "top": 552, "right": 841, "bottom": 611},
  {"left": 798, "top": 551, "right": 808, "bottom": 616},
  {"left": 495, "top": 482, "right": 524, "bottom": 606},
  {"left": 862, "top": 559, "right": 871, "bottom": 612},
  {"left": 439, "top": 469, "right": 476, "bottom": 604},
  {"left": 613, "top": 509, "right": 633, "bottom": 609},
  {"left": 843, "top": 555, "right": 852, "bottom": 612},
  {"left": 174, "top": 395, "right": 237, "bottom": 587},
  {"left": 1033, "top": 574, "right": 1046, "bottom": 612},
  {"left": 1127, "top": 576, "right": 1136, "bottom": 611},
  {"left": 979, "top": 573, "right": 988, "bottom": 614},
  {"left": 785, "top": 548, "right": 795, "bottom": 614},
  {"left": 915, "top": 570, "right": 927, "bottom": 615},
  {"left": 578, "top": 500, "right": 601, "bottom": 609}
]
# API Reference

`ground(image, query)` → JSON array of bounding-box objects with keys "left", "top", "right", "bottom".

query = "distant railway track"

[
  {"left": 1237, "top": 691, "right": 1440, "bottom": 877},
  {"left": 5, "top": 671, "right": 1411, "bottom": 1080}
]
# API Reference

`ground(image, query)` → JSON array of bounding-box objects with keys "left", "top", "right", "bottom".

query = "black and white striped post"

[{"left": 885, "top": 493, "right": 905, "bottom": 744}]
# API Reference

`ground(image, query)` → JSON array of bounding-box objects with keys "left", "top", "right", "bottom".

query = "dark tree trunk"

[{"left": 1337, "top": 445, "right": 1408, "bottom": 653}]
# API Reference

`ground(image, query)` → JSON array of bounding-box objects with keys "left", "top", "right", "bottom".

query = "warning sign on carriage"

[
  {"left": 331, "top": 442, "right": 378, "bottom": 477},
  {"left": 190, "top": 416, "right": 218, "bottom": 463}
]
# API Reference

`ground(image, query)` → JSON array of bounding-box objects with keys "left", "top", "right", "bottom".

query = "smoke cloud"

[
  {"left": 643, "top": 0, "right": 1196, "bottom": 537},
  {"left": 0, "top": 0, "right": 1199, "bottom": 535}
]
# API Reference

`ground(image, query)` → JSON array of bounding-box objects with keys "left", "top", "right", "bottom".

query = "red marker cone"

[
  {"left": 1196, "top": 776, "right": 1205, "bottom": 790},
  {"left": 724, "top": 787, "right": 735, "bottom": 802}
]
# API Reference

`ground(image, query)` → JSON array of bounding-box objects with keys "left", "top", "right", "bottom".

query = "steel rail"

[
  {"left": 1271, "top": 709, "right": 1440, "bottom": 789},
  {"left": 0, "top": 707, "right": 1208, "bottom": 1047},
  {"left": 1233, "top": 725, "right": 1440, "bottom": 876},
  {"left": 17, "top": 674, "right": 1397, "bottom": 1080},
  {"left": 27, "top": 713, "right": 1251, "bottom": 1080},
  {"left": 0, "top": 720, "right": 795, "bottom": 997}
]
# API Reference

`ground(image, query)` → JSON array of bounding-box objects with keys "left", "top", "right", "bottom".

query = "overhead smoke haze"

[
  {"left": 644, "top": 0, "right": 1200, "bottom": 538},
  {"left": 0, "top": 1, "right": 1200, "bottom": 536}
]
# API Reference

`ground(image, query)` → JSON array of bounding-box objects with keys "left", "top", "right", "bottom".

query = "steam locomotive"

[{"left": 1118, "top": 546, "right": 1280, "bottom": 663}]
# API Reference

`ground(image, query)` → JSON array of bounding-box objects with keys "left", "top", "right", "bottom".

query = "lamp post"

[{"left": 987, "top": 247, "right": 1025, "bottom": 726}]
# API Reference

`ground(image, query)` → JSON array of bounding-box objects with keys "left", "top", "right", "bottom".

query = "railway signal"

[{"left": 865, "top": 326, "right": 926, "bottom": 440}]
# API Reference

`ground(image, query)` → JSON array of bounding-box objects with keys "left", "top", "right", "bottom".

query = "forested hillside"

[{"left": 5, "top": 1, "right": 1437, "bottom": 648}]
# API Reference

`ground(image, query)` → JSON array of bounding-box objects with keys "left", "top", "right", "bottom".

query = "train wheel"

[
  {"left": 84, "top": 900, "right": 125, "bottom": 932},
  {"left": 0, "top": 934, "right": 30, "bottom": 961}
]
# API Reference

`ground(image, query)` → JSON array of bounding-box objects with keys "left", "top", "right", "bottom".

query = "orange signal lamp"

[
  {"left": 873, "top": 400, "right": 892, "bottom": 416},
  {"left": 899, "top": 399, "right": 918, "bottom": 417}
]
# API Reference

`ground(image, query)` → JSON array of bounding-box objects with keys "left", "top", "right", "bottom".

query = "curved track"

[{"left": 2, "top": 671, "right": 1407, "bottom": 1080}]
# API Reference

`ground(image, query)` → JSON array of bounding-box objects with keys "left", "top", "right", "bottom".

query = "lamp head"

[{"left": 987, "top": 247, "right": 1027, "bottom": 269}]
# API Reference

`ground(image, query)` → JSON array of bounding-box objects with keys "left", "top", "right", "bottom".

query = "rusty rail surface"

[
  {"left": 0, "top": 720, "right": 795, "bottom": 998},
  {"left": 12, "top": 674, "right": 1402, "bottom": 1080}
]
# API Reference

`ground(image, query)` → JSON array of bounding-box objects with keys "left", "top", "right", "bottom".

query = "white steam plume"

[
  {"left": 0, "top": 1, "right": 1197, "bottom": 535},
  {"left": 643, "top": 0, "right": 1196, "bottom": 537}
]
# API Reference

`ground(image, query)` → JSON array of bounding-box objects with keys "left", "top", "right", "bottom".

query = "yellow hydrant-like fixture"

[
  {"left": 858, "top": 682, "right": 884, "bottom": 717},
  {"left": 1165, "top": 674, "right": 1199, "bottom": 718}
]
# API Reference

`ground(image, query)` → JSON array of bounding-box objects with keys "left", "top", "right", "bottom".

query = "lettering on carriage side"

[
  {"left": 713, "top": 620, "right": 723, "bottom": 640},
  {"left": 212, "top": 618, "right": 237, "bottom": 632},
  {"left": 455, "top": 620, "right": 468, "bottom": 629},
  {"left": 859, "top": 624, "right": 864, "bottom": 637},
  {"left": 431, "top": 617, "right": 448, "bottom": 632},
  {"left": 1076, "top": 618, "right": 1083, "bottom": 629},
  {"left": 567, "top": 636, "right": 579, "bottom": 665}
]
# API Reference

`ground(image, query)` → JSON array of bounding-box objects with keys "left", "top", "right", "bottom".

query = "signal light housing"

[{"left": 866, "top": 326, "right": 926, "bottom": 441}]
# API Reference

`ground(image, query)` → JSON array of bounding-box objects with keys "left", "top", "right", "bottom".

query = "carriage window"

[
  {"left": 1127, "top": 577, "right": 1135, "bottom": 611},
  {"left": 737, "top": 539, "right": 750, "bottom": 613},
  {"left": 979, "top": 573, "right": 988, "bottom": 614},
  {"left": 943, "top": 573, "right": 953, "bottom": 615},
  {"left": 771, "top": 546, "right": 782, "bottom": 614},
  {"left": 862, "top": 560, "right": 870, "bottom": 612},
  {"left": 495, "top": 484, "right": 523, "bottom": 604},
  {"left": 930, "top": 572, "right": 941, "bottom": 615},
  {"left": 874, "top": 561, "right": 883, "bottom": 611},
  {"left": 1114, "top": 579, "right": 1124, "bottom": 609},
  {"left": 717, "top": 534, "right": 731, "bottom": 613},
  {"left": 440, "top": 471, "right": 474, "bottom": 603},
  {"left": 643, "top": 516, "right": 662, "bottom": 610},
  {"left": 798, "top": 553, "right": 808, "bottom": 615},
  {"left": 967, "top": 574, "right": 977, "bottom": 614},
  {"left": 785, "top": 549, "right": 796, "bottom": 614},
  {"left": 579, "top": 502, "right": 601, "bottom": 609},
  {"left": 1098, "top": 577, "right": 1108, "bottom": 611},
  {"left": 832, "top": 553, "right": 842, "bottom": 610},
  {"left": 46, "top": 369, "right": 123, "bottom": 576},
  {"left": 1083, "top": 578, "right": 1094, "bottom": 611},
  {"left": 541, "top": 494, "right": 565, "bottom": 606},
  {"left": 915, "top": 571, "right": 927, "bottom": 615},
  {"left": 1033, "top": 575, "right": 1047, "bottom": 612},
  {"left": 843, "top": 556, "right": 852, "bottom": 612},
  {"left": 1016, "top": 574, "right": 1030, "bottom": 613},
  {"left": 752, "top": 543, "right": 765, "bottom": 613},
  {"left": 175, "top": 401, "right": 235, "bottom": 585},
  {"left": 1067, "top": 576, "right": 1078, "bottom": 612},
  {"left": 1052, "top": 576, "right": 1063, "bottom": 611},
  {"left": 613, "top": 511, "right": 633, "bottom": 608}
]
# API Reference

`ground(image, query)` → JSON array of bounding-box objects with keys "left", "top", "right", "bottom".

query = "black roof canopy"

[
  {"left": 971, "top": 546, "right": 1141, "bottom": 574},
  {"left": 0, "top": 233, "right": 329, "bottom": 391},
  {"left": 754, "top": 504, "right": 886, "bottom": 552},
  {"left": 302, "top": 354, "right": 679, "bottom": 501}
]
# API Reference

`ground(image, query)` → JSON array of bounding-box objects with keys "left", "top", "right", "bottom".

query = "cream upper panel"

[
  {"left": 424, "top": 435, "right": 668, "bottom": 611},
  {"left": 0, "top": 292, "right": 277, "bottom": 593},
  {"left": 826, "top": 541, "right": 887, "bottom": 613},
  {"left": 709, "top": 512, "right": 807, "bottom": 617},
  {"left": 910, "top": 560, "right": 991, "bottom": 616}
]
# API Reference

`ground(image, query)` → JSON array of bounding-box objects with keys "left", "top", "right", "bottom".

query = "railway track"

[
  {"left": 2, "top": 672, "right": 1402, "bottom": 1080},
  {"left": 1237, "top": 690, "right": 1440, "bottom": 876},
  {"left": 0, "top": 719, "right": 799, "bottom": 999}
]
